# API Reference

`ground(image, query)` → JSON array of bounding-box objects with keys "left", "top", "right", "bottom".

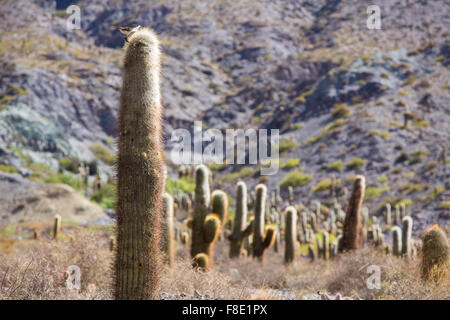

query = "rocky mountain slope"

[{"left": 0, "top": 0, "right": 449, "bottom": 230}]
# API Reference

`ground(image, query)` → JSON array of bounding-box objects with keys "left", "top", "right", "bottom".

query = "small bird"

[{"left": 118, "top": 25, "right": 141, "bottom": 42}]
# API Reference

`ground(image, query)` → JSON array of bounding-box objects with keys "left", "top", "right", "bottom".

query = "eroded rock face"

[{"left": 0, "top": 172, "right": 106, "bottom": 225}]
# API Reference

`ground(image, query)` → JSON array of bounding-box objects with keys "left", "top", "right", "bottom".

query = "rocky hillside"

[{"left": 0, "top": 0, "right": 449, "bottom": 230}]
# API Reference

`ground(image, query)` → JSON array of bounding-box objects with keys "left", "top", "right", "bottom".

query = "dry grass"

[{"left": 0, "top": 226, "right": 448, "bottom": 300}]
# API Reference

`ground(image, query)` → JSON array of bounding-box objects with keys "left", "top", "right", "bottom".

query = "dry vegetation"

[{"left": 0, "top": 226, "right": 448, "bottom": 300}]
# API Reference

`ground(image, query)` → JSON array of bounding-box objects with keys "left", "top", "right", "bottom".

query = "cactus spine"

[
  {"left": 401, "top": 216, "right": 413, "bottom": 257},
  {"left": 53, "top": 214, "right": 61, "bottom": 240},
  {"left": 420, "top": 225, "right": 449, "bottom": 283},
  {"left": 229, "top": 181, "right": 253, "bottom": 258},
  {"left": 253, "top": 184, "right": 276, "bottom": 261},
  {"left": 162, "top": 193, "right": 175, "bottom": 267},
  {"left": 115, "top": 28, "right": 163, "bottom": 300},
  {"left": 284, "top": 206, "right": 297, "bottom": 264},
  {"left": 339, "top": 175, "right": 365, "bottom": 252},
  {"left": 392, "top": 226, "right": 402, "bottom": 257}
]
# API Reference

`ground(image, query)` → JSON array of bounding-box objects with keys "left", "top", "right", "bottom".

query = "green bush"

[
  {"left": 58, "top": 157, "right": 79, "bottom": 173},
  {"left": 377, "top": 176, "right": 389, "bottom": 183},
  {"left": 44, "top": 173, "right": 79, "bottom": 190},
  {"left": 326, "top": 161, "right": 344, "bottom": 172},
  {"left": 395, "top": 153, "right": 409, "bottom": 164},
  {"left": 365, "top": 186, "right": 390, "bottom": 200},
  {"left": 280, "top": 171, "right": 312, "bottom": 189},
  {"left": 346, "top": 158, "right": 365, "bottom": 170},
  {"left": 91, "top": 183, "right": 116, "bottom": 209},
  {"left": 221, "top": 166, "right": 258, "bottom": 182},
  {"left": 312, "top": 179, "right": 332, "bottom": 192},
  {"left": 278, "top": 138, "right": 299, "bottom": 154},
  {"left": 439, "top": 201, "right": 450, "bottom": 209},
  {"left": 281, "top": 158, "right": 301, "bottom": 170},
  {"left": 90, "top": 144, "right": 115, "bottom": 166},
  {"left": 0, "top": 164, "right": 18, "bottom": 174},
  {"left": 165, "top": 176, "right": 195, "bottom": 194},
  {"left": 331, "top": 103, "right": 352, "bottom": 118},
  {"left": 368, "top": 129, "right": 390, "bottom": 139}
]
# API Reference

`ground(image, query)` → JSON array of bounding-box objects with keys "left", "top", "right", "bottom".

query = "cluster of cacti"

[
  {"left": 114, "top": 27, "right": 163, "bottom": 300},
  {"left": 191, "top": 165, "right": 224, "bottom": 269}
]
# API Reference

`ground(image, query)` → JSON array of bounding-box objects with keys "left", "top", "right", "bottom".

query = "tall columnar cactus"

[
  {"left": 229, "top": 181, "right": 253, "bottom": 258},
  {"left": 115, "top": 28, "right": 163, "bottom": 300},
  {"left": 191, "top": 165, "right": 222, "bottom": 268},
  {"left": 284, "top": 206, "right": 297, "bottom": 264},
  {"left": 401, "top": 216, "right": 413, "bottom": 257},
  {"left": 400, "top": 203, "right": 406, "bottom": 220},
  {"left": 392, "top": 226, "right": 402, "bottom": 257},
  {"left": 395, "top": 205, "right": 400, "bottom": 225},
  {"left": 53, "top": 214, "right": 61, "bottom": 240},
  {"left": 361, "top": 207, "right": 369, "bottom": 227},
  {"left": 420, "top": 225, "right": 449, "bottom": 283},
  {"left": 339, "top": 175, "right": 365, "bottom": 252},
  {"left": 253, "top": 184, "right": 276, "bottom": 261},
  {"left": 162, "top": 193, "right": 175, "bottom": 267},
  {"left": 211, "top": 189, "right": 229, "bottom": 240},
  {"left": 385, "top": 203, "right": 392, "bottom": 226},
  {"left": 310, "top": 212, "right": 318, "bottom": 232}
]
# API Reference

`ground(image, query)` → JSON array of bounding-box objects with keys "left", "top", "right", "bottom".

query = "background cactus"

[
  {"left": 191, "top": 165, "right": 222, "bottom": 268},
  {"left": 114, "top": 28, "right": 163, "bottom": 300},
  {"left": 420, "top": 225, "right": 449, "bottom": 283},
  {"left": 284, "top": 206, "right": 297, "bottom": 264},
  {"left": 53, "top": 214, "right": 61, "bottom": 240},
  {"left": 193, "top": 253, "right": 209, "bottom": 271},
  {"left": 162, "top": 193, "right": 175, "bottom": 267},
  {"left": 211, "top": 189, "right": 229, "bottom": 237},
  {"left": 385, "top": 203, "right": 392, "bottom": 226},
  {"left": 401, "top": 216, "right": 413, "bottom": 257},
  {"left": 392, "top": 226, "right": 402, "bottom": 257},
  {"left": 229, "top": 181, "right": 253, "bottom": 258},
  {"left": 253, "top": 184, "right": 276, "bottom": 261},
  {"left": 339, "top": 175, "right": 365, "bottom": 252}
]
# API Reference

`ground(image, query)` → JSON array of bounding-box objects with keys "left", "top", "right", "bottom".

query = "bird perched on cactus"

[{"left": 118, "top": 25, "right": 142, "bottom": 42}]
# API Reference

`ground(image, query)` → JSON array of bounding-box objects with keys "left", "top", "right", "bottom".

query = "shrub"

[
  {"left": 221, "top": 166, "right": 257, "bottom": 182},
  {"left": 90, "top": 144, "right": 115, "bottom": 166},
  {"left": 165, "top": 177, "right": 195, "bottom": 194},
  {"left": 331, "top": 103, "right": 353, "bottom": 118},
  {"left": 58, "top": 157, "right": 79, "bottom": 173},
  {"left": 278, "top": 139, "right": 299, "bottom": 154},
  {"left": 399, "top": 183, "right": 425, "bottom": 194},
  {"left": 365, "top": 186, "right": 390, "bottom": 200},
  {"left": 44, "top": 173, "right": 79, "bottom": 190},
  {"left": 377, "top": 176, "right": 389, "bottom": 183},
  {"left": 346, "top": 158, "right": 365, "bottom": 170},
  {"left": 280, "top": 171, "right": 312, "bottom": 189},
  {"left": 395, "top": 153, "right": 409, "bottom": 164},
  {"left": 327, "top": 161, "right": 344, "bottom": 172},
  {"left": 312, "top": 179, "right": 332, "bottom": 193},
  {"left": 281, "top": 158, "right": 301, "bottom": 170},
  {"left": 91, "top": 183, "right": 116, "bottom": 209},
  {"left": 439, "top": 201, "right": 450, "bottom": 209},
  {"left": 208, "top": 164, "right": 226, "bottom": 172},
  {"left": 0, "top": 164, "right": 18, "bottom": 174},
  {"left": 426, "top": 186, "right": 444, "bottom": 201},
  {"left": 368, "top": 129, "right": 390, "bottom": 139}
]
